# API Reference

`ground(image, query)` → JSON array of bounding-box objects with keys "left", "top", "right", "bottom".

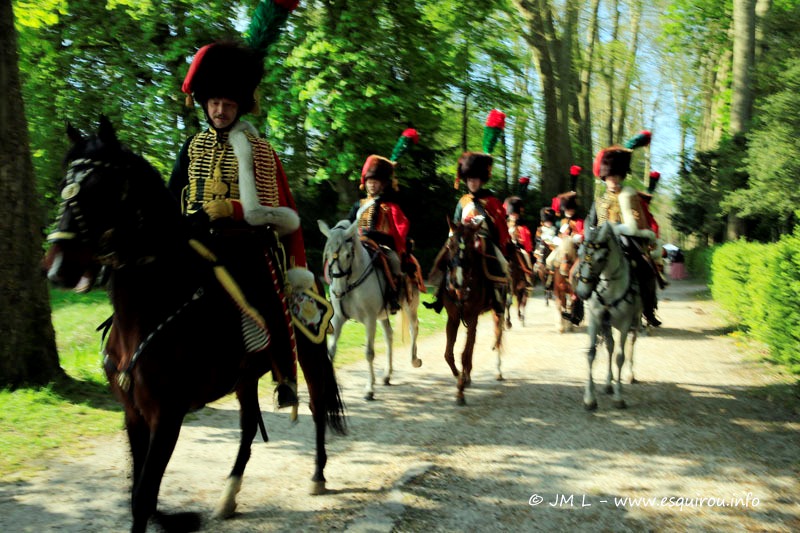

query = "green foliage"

[
  {"left": 684, "top": 244, "right": 714, "bottom": 281},
  {"left": 707, "top": 237, "right": 800, "bottom": 374},
  {"left": 710, "top": 240, "right": 766, "bottom": 324}
]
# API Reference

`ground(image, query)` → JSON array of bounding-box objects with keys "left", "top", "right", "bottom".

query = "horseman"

[
  {"left": 504, "top": 196, "right": 534, "bottom": 286},
  {"left": 534, "top": 206, "right": 558, "bottom": 287},
  {"left": 347, "top": 154, "right": 411, "bottom": 314},
  {"left": 168, "top": 39, "right": 313, "bottom": 407},
  {"left": 590, "top": 131, "right": 664, "bottom": 327},
  {"left": 425, "top": 151, "right": 512, "bottom": 314},
  {"left": 552, "top": 165, "right": 586, "bottom": 243}
]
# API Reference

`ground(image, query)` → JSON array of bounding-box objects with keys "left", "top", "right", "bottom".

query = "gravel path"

[{"left": 1, "top": 280, "right": 798, "bottom": 532}]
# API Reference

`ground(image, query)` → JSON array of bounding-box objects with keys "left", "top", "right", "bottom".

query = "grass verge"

[{"left": 0, "top": 288, "right": 445, "bottom": 479}]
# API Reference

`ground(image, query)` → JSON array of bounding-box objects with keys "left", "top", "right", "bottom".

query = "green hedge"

[
  {"left": 684, "top": 245, "right": 714, "bottom": 281},
  {"left": 706, "top": 233, "right": 800, "bottom": 374}
]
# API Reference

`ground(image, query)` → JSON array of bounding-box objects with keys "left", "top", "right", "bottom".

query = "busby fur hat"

[
  {"left": 181, "top": 1, "right": 300, "bottom": 116},
  {"left": 592, "top": 130, "right": 651, "bottom": 180},
  {"left": 540, "top": 207, "right": 556, "bottom": 224},
  {"left": 360, "top": 155, "right": 397, "bottom": 191},
  {"left": 559, "top": 191, "right": 578, "bottom": 211},
  {"left": 182, "top": 42, "right": 264, "bottom": 115},
  {"left": 455, "top": 151, "right": 493, "bottom": 189},
  {"left": 504, "top": 196, "right": 524, "bottom": 217}
]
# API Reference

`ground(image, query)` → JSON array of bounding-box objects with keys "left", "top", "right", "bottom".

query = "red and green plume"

[
  {"left": 245, "top": 0, "right": 300, "bottom": 59},
  {"left": 390, "top": 128, "right": 420, "bottom": 162},
  {"left": 648, "top": 170, "right": 660, "bottom": 193},
  {"left": 623, "top": 130, "right": 652, "bottom": 150},
  {"left": 482, "top": 109, "right": 506, "bottom": 154}
]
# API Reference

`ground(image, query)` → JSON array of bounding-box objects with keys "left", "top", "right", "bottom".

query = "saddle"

[{"left": 360, "top": 237, "right": 426, "bottom": 298}]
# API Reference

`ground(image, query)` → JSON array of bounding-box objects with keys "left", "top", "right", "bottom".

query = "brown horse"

[
  {"left": 505, "top": 247, "right": 531, "bottom": 328},
  {"left": 43, "top": 117, "right": 345, "bottom": 533},
  {"left": 432, "top": 218, "right": 505, "bottom": 405},
  {"left": 552, "top": 238, "right": 579, "bottom": 333}
]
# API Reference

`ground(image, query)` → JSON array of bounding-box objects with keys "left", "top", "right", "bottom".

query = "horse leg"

[
  {"left": 444, "top": 312, "right": 460, "bottom": 378},
  {"left": 627, "top": 328, "right": 638, "bottom": 384},
  {"left": 297, "top": 332, "right": 346, "bottom": 496},
  {"left": 404, "top": 298, "right": 422, "bottom": 368},
  {"left": 364, "top": 317, "right": 378, "bottom": 401},
  {"left": 612, "top": 329, "right": 628, "bottom": 409},
  {"left": 584, "top": 321, "right": 599, "bottom": 411},
  {"left": 492, "top": 310, "right": 504, "bottom": 381},
  {"left": 327, "top": 311, "right": 346, "bottom": 361},
  {"left": 504, "top": 286, "right": 513, "bottom": 329},
  {"left": 213, "top": 378, "right": 260, "bottom": 519},
  {"left": 130, "top": 410, "right": 185, "bottom": 533},
  {"left": 125, "top": 408, "right": 150, "bottom": 500},
  {"left": 457, "top": 318, "right": 478, "bottom": 405},
  {"left": 604, "top": 326, "right": 616, "bottom": 395},
  {"left": 379, "top": 317, "right": 393, "bottom": 386}
]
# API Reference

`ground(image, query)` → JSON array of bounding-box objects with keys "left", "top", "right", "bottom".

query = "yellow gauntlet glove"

[{"left": 203, "top": 199, "right": 234, "bottom": 221}]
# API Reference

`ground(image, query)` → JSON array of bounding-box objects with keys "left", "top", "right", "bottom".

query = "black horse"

[{"left": 43, "top": 116, "right": 345, "bottom": 532}]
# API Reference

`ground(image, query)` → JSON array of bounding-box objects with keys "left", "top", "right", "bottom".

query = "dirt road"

[{"left": 2, "top": 280, "right": 798, "bottom": 532}]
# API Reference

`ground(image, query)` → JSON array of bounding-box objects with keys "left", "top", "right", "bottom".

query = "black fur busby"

[
  {"left": 540, "top": 207, "right": 556, "bottom": 224},
  {"left": 360, "top": 155, "right": 397, "bottom": 191},
  {"left": 456, "top": 151, "right": 493, "bottom": 188},
  {"left": 559, "top": 191, "right": 578, "bottom": 211},
  {"left": 505, "top": 196, "right": 524, "bottom": 217},
  {"left": 182, "top": 42, "right": 264, "bottom": 114}
]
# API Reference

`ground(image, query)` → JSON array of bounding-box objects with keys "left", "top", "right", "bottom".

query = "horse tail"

[{"left": 297, "top": 335, "right": 347, "bottom": 435}]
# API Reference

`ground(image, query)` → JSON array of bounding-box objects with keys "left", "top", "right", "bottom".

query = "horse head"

[
  {"left": 442, "top": 216, "right": 485, "bottom": 290},
  {"left": 44, "top": 116, "right": 179, "bottom": 289},
  {"left": 576, "top": 222, "right": 613, "bottom": 300}
]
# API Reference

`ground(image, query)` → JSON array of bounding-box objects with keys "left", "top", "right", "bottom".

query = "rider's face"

[
  {"left": 604, "top": 175, "right": 622, "bottom": 193},
  {"left": 466, "top": 177, "right": 482, "bottom": 193},
  {"left": 207, "top": 98, "right": 239, "bottom": 130},
  {"left": 365, "top": 178, "right": 384, "bottom": 196}
]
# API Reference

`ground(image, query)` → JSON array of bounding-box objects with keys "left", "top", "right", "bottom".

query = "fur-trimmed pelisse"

[{"left": 182, "top": 42, "right": 264, "bottom": 114}]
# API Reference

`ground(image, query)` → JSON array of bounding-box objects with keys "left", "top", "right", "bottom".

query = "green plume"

[{"left": 245, "top": 0, "right": 294, "bottom": 58}]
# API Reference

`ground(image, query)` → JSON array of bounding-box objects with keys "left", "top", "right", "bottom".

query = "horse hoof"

[
  {"left": 629, "top": 377, "right": 638, "bottom": 385},
  {"left": 604, "top": 385, "right": 614, "bottom": 395},
  {"left": 365, "top": 392, "right": 375, "bottom": 401},
  {"left": 456, "top": 397, "right": 466, "bottom": 406},
  {"left": 412, "top": 358, "right": 422, "bottom": 368},
  {"left": 584, "top": 400, "right": 598, "bottom": 411},
  {"left": 613, "top": 399, "right": 627, "bottom": 409},
  {"left": 383, "top": 377, "right": 391, "bottom": 386},
  {"left": 213, "top": 501, "right": 237, "bottom": 520},
  {"left": 309, "top": 480, "right": 327, "bottom": 495},
  {"left": 496, "top": 374, "right": 504, "bottom": 381}
]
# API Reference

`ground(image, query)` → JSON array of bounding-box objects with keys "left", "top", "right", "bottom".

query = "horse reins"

[{"left": 580, "top": 239, "right": 635, "bottom": 311}]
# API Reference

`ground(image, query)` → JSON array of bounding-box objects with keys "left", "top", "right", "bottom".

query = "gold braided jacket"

[
  {"left": 595, "top": 187, "right": 648, "bottom": 230},
  {"left": 184, "top": 129, "right": 279, "bottom": 214}
]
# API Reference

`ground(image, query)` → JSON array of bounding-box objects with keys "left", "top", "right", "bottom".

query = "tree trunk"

[
  {"left": 605, "top": 0, "right": 621, "bottom": 145},
  {"left": 613, "top": 0, "right": 642, "bottom": 142},
  {"left": 515, "top": 0, "right": 573, "bottom": 202},
  {"left": 730, "top": 0, "right": 756, "bottom": 134},
  {"left": 0, "top": 0, "right": 63, "bottom": 387}
]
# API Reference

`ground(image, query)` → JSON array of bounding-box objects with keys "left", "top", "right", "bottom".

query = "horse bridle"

[
  {"left": 580, "top": 234, "right": 634, "bottom": 309},
  {"left": 49, "top": 157, "right": 137, "bottom": 268},
  {"left": 326, "top": 231, "right": 381, "bottom": 300}
]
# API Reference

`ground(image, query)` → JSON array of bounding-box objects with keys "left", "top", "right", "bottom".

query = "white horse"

[
  {"left": 318, "top": 206, "right": 422, "bottom": 401},
  {"left": 575, "top": 222, "right": 641, "bottom": 410}
]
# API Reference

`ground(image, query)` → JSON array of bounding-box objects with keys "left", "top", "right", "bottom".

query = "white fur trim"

[
  {"left": 287, "top": 267, "right": 315, "bottom": 292},
  {"left": 229, "top": 121, "right": 300, "bottom": 235}
]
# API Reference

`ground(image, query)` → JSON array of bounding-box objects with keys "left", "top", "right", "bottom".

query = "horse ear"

[
  {"left": 98, "top": 115, "right": 119, "bottom": 146},
  {"left": 66, "top": 122, "right": 83, "bottom": 144},
  {"left": 318, "top": 219, "right": 331, "bottom": 238},
  {"left": 343, "top": 219, "right": 359, "bottom": 240}
]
